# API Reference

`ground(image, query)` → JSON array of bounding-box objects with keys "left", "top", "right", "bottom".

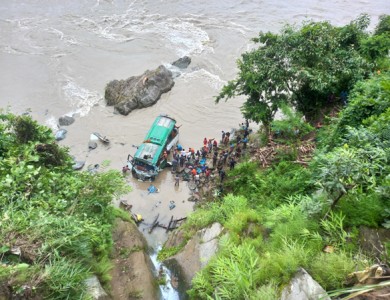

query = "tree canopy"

[{"left": 216, "top": 14, "right": 389, "bottom": 127}]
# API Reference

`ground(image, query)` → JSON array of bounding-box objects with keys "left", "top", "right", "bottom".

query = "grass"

[
  {"left": 157, "top": 245, "right": 183, "bottom": 262},
  {"left": 309, "top": 252, "right": 364, "bottom": 290},
  {"left": 119, "top": 246, "right": 144, "bottom": 258}
]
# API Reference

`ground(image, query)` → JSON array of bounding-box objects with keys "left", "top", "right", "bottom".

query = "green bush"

[
  {"left": 42, "top": 257, "right": 89, "bottom": 299},
  {"left": 189, "top": 239, "right": 261, "bottom": 299},
  {"left": 309, "top": 252, "right": 360, "bottom": 290},
  {"left": 337, "top": 193, "right": 385, "bottom": 227},
  {"left": 224, "top": 209, "right": 262, "bottom": 238},
  {"left": 271, "top": 103, "right": 314, "bottom": 142},
  {"left": 248, "top": 282, "right": 279, "bottom": 300},
  {"left": 337, "top": 72, "right": 390, "bottom": 135},
  {"left": 264, "top": 202, "right": 320, "bottom": 249},
  {"left": 226, "top": 161, "right": 312, "bottom": 208},
  {"left": 258, "top": 239, "right": 311, "bottom": 285}
]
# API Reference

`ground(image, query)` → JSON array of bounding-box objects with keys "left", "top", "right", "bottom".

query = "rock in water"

[
  {"left": 172, "top": 56, "right": 191, "bottom": 69},
  {"left": 55, "top": 129, "right": 67, "bottom": 141},
  {"left": 58, "top": 115, "right": 75, "bottom": 126},
  {"left": 88, "top": 141, "right": 98, "bottom": 150},
  {"left": 105, "top": 65, "right": 174, "bottom": 115}
]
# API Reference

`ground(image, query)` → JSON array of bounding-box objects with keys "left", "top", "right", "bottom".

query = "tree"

[
  {"left": 216, "top": 15, "right": 373, "bottom": 128},
  {"left": 360, "top": 15, "right": 390, "bottom": 66}
]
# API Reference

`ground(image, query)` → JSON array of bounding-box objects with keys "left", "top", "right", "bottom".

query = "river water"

[{"left": 0, "top": 0, "right": 388, "bottom": 298}]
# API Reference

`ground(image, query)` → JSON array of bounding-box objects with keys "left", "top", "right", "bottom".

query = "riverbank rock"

[
  {"left": 280, "top": 268, "right": 330, "bottom": 300},
  {"left": 54, "top": 129, "right": 67, "bottom": 141},
  {"left": 110, "top": 218, "right": 159, "bottom": 300},
  {"left": 72, "top": 160, "right": 85, "bottom": 170},
  {"left": 105, "top": 65, "right": 174, "bottom": 115},
  {"left": 164, "top": 223, "right": 223, "bottom": 292},
  {"left": 58, "top": 115, "right": 75, "bottom": 126}
]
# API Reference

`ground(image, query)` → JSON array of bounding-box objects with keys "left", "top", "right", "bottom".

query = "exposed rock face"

[
  {"left": 105, "top": 65, "right": 174, "bottom": 115},
  {"left": 280, "top": 268, "right": 330, "bottom": 300},
  {"left": 110, "top": 219, "right": 159, "bottom": 300},
  {"left": 85, "top": 276, "right": 109, "bottom": 300},
  {"left": 164, "top": 223, "right": 223, "bottom": 293}
]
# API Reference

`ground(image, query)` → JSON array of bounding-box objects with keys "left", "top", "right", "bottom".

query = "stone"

[
  {"left": 202, "top": 222, "right": 223, "bottom": 243},
  {"left": 55, "top": 129, "right": 67, "bottom": 141},
  {"left": 88, "top": 141, "right": 98, "bottom": 150},
  {"left": 110, "top": 219, "right": 159, "bottom": 300},
  {"left": 85, "top": 276, "right": 109, "bottom": 300},
  {"left": 280, "top": 268, "right": 330, "bottom": 300},
  {"left": 105, "top": 65, "right": 174, "bottom": 115},
  {"left": 164, "top": 222, "right": 223, "bottom": 292},
  {"left": 171, "top": 56, "right": 191, "bottom": 69},
  {"left": 58, "top": 115, "right": 75, "bottom": 126},
  {"left": 72, "top": 160, "right": 85, "bottom": 170}
]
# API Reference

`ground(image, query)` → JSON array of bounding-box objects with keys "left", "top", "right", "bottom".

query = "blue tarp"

[{"left": 147, "top": 185, "right": 158, "bottom": 194}]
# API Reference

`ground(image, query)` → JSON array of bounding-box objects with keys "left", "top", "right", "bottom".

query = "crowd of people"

[{"left": 171, "top": 120, "right": 251, "bottom": 187}]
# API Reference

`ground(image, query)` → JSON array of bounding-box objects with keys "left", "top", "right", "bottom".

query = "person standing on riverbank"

[
  {"left": 230, "top": 158, "right": 236, "bottom": 170},
  {"left": 212, "top": 152, "right": 217, "bottom": 167},
  {"left": 219, "top": 169, "right": 225, "bottom": 182}
]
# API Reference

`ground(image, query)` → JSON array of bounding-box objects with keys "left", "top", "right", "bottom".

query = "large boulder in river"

[
  {"left": 105, "top": 65, "right": 174, "bottom": 115},
  {"left": 110, "top": 219, "right": 159, "bottom": 300},
  {"left": 164, "top": 222, "right": 223, "bottom": 293}
]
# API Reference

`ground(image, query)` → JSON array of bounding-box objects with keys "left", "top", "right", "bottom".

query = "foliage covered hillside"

[
  {"left": 178, "top": 15, "right": 390, "bottom": 299},
  {"left": 0, "top": 113, "right": 130, "bottom": 299}
]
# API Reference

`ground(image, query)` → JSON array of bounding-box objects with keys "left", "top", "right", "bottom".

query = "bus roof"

[
  {"left": 134, "top": 143, "right": 163, "bottom": 165},
  {"left": 144, "top": 115, "right": 176, "bottom": 146}
]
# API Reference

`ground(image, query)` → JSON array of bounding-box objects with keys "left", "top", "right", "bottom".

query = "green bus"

[{"left": 127, "top": 115, "right": 179, "bottom": 180}]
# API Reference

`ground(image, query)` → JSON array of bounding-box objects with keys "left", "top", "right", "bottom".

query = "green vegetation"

[
  {"left": 160, "top": 14, "right": 390, "bottom": 299},
  {"left": 216, "top": 14, "right": 389, "bottom": 128},
  {"left": 0, "top": 112, "right": 130, "bottom": 299}
]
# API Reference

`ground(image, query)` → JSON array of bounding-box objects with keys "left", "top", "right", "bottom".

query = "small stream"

[
  {"left": 118, "top": 160, "right": 195, "bottom": 300},
  {"left": 150, "top": 246, "right": 180, "bottom": 300}
]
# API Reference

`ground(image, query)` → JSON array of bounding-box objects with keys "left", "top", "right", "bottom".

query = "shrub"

[
  {"left": 309, "top": 252, "right": 361, "bottom": 290},
  {"left": 337, "top": 193, "right": 385, "bottom": 227},
  {"left": 271, "top": 103, "right": 314, "bottom": 142},
  {"left": 248, "top": 282, "right": 279, "bottom": 300},
  {"left": 189, "top": 240, "right": 261, "bottom": 300}
]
